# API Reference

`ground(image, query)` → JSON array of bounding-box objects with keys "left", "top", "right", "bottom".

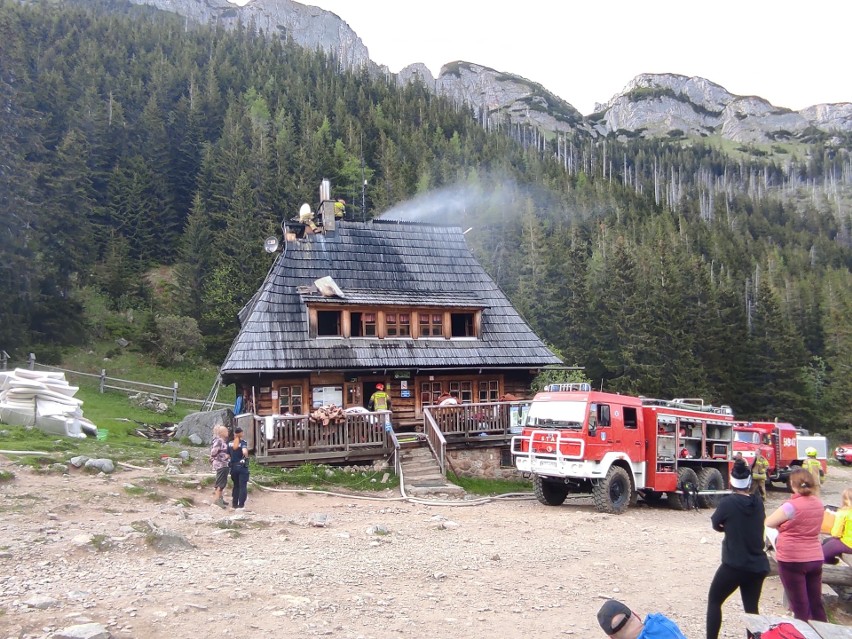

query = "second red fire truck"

[
  {"left": 512, "top": 384, "right": 736, "bottom": 514},
  {"left": 733, "top": 421, "right": 828, "bottom": 485}
]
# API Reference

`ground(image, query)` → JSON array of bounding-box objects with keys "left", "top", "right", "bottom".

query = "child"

[
  {"left": 824, "top": 488, "right": 852, "bottom": 564},
  {"left": 209, "top": 424, "right": 229, "bottom": 509}
]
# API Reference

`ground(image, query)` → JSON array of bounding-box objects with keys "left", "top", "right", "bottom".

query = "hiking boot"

[{"left": 215, "top": 497, "right": 226, "bottom": 509}]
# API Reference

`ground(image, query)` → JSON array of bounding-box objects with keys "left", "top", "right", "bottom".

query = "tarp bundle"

[{"left": 0, "top": 368, "right": 96, "bottom": 438}]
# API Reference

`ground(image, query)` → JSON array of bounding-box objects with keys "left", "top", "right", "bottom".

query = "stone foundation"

[{"left": 447, "top": 446, "right": 520, "bottom": 480}]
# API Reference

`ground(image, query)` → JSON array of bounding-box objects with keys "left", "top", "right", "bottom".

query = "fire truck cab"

[
  {"left": 512, "top": 384, "right": 734, "bottom": 514},
  {"left": 733, "top": 421, "right": 828, "bottom": 485}
]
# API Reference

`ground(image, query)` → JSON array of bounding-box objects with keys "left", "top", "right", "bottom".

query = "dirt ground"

[{"left": 1, "top": 456, "right": 850, "bottom": 639}]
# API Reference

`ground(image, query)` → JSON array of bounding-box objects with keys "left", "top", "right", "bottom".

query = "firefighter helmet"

[
  {"left": 375, "top": 383, "right": 384, "bottom": 391},
  {"left": 806, "top": 447, "right": 818, "bottom": 458}
]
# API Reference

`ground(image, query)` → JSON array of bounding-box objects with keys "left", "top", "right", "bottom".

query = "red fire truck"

[
  {"left": 511, "top": 384, "right": 735, "bottom": 514},
  {"left": 733, "top": 421, "right": 828, "bottom": 485}
]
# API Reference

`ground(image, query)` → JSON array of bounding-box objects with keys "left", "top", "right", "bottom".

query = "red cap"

[{"left": 375, "top": 383, "right": 384, "bottom": 391}]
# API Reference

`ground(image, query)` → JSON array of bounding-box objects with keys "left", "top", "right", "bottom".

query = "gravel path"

[{"left": 1, "top": 457, "right": 850, "bottom": 639}]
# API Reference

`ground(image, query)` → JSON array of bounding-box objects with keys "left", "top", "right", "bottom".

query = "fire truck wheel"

[
  {"left": 532, "top": 475, "right": 568, "bottom": 506},
  {"left": 668, "top": 467, "right": 699, "bottom": 510},
  {"left": 592, "top": 466, "right": 632, "bottom": 515},
  {"left": 696, "top": 467, "right": 724, "bottom": 508}
]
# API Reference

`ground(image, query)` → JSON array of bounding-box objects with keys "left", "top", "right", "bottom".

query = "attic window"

[
  {"left": 386, "top": 312, "right": 410, "bottom": 337},
  {"left": 451, "top": 312, "right": 475, "bottom": 337},
  {"left": 419, "top": 312, "right": 443, "bottom": 337},
  {"left": 317, "top": 311, "right": 341, "bottom": 336}
]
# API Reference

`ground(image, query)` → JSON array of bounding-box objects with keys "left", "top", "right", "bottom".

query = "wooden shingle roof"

[{"left": 220, "top": 220, "right": 562, "bottom": 378}]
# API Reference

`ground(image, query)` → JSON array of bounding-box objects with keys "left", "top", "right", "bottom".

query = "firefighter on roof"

[
  {"left": 334, "top": 199, "right": 346, "bottom": 219},
  {"left": 803, "top": 447, "right": 823, "bottom": 488}
]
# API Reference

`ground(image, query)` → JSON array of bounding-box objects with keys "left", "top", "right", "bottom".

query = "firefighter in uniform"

[
  {"left": 751, "top": 452, "right": 769, "bottom": 499},
  {"left": 334, "top": 199, "right": 346, "bottom": 219},
  {"left": 368, "top": 383, "right": 391, "bottom": 432},
  {"left": 368, "top": 383, "right": 390, "bottom": 411},
  {"left": 803, "top": 447, "right": 823, "bottom": 490}
]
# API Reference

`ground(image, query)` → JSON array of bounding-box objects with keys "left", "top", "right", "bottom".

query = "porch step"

[{"left": 399, "top": 443, "right": 465, "bottom": 498}]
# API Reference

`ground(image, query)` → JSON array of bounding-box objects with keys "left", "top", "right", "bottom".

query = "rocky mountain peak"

[{"left": 128, "top": 0, "right": 852, "bottom": 146}]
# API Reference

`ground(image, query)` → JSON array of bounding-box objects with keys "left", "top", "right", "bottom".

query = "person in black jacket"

[{"left": 706, "top": 458, "right": 770, "bottom": 639}]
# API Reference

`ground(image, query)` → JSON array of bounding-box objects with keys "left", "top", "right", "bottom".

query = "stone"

[
  {"left": 53, "top": 622, "right": 112, "bottom": 639},
  {"left": 366, "top": 524, "right": 389, "bottom": 536},
  {"left": 188, "top": 434, "right": 203, "bottom": 446},
  {"left": 175, "top": 409, "right": 234, "bottom": 446},
  {"left": 309, "top": 513, "right": 330, "bottom": 528},
  {"left": 84, "top": 458, "right": 115, "bottom": 474},
  {"left": 69, "top": 455, "right": 90, "bottom": 468},
  {"left": 24, "top": 595, "right": 59, "bottom": 609},
  {"left": 146, "top": 529, "right": 195, "bottom": 552}
]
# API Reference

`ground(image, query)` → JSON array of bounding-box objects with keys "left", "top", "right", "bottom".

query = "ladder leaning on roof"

[{"left": 202, "top": 374, "right": 222, "bottom": 412}]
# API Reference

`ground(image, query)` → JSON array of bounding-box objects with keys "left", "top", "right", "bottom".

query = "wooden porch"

[{"left": 243, "top": 400, "right": 532, "bottom": 469}]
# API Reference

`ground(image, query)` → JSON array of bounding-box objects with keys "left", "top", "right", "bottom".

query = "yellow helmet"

[{"left": 805, "top": 447, "right": 818, "bottom": 458}]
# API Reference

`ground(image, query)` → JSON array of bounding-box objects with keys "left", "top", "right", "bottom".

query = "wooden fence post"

[
  {"left": 100, "top": 369, "right": 106, "bottom": 394},
  {"left": 172, "top": 382, "right": 178, "bottom": 406},
  {"left": 28, "top": 353, "right": 35, "bottom": 370}
]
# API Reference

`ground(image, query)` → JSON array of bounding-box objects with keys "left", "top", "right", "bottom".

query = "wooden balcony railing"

[
  {"left": 246, "top": 402, "right": 532, "bottom": 467},
  {"left": 423, "top": 401, "right": 532, "bottom": 442},
  {"left": 251, "top": 411, "right": 393, "bottom": 463}
]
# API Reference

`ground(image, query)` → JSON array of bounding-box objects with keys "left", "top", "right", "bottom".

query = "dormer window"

[
  {"left": 386, "top": 312, "right": 410, "bottom": 337},
  {"left": 317, "top": 311, "right": 341, "bottom": 336},
  {"left": 451, "top": 312, "right": 475, "bottom": 337},
  {"left": 419, "top": 312, "right": 444, "bottom": 337},
  {"left": 308, "top": 305, "right": 480, "bottom": 340}
]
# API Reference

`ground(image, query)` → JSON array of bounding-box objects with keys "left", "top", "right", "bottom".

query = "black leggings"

[{"left": 706, "top": 563, "right": 767, "bottom": 639}]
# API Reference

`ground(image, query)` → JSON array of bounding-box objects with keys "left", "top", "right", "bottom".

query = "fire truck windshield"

[
  {"left": 524, "top": 401, "right": 586, "bottom": 429},
  {"left": 734, "top": 431, "right": 760, "bottom": 444}
]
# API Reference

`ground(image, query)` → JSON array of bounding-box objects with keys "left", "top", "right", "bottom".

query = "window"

[
  {"left": 351, "top": 312, "right": 376, "bottom": 337},
  {"left": 595, "top": 404, "right": 611, "bottom": 427},
  {"left": 317, "top": 311, "right": 341, "bottom": 336},
  {"left": 478, "top": 379, "right": 499, "bottom": 402},
  {"left": 623, "top": 407, "right": 638, "bottom": 429},
  {"left": 386, "top": 312, "right": 410, "bottom": 337},
  {"left": 420, "top": 381, "right": 442, "bottom": 409},
  {"left": 449, "top": 381, "right": 472, "bottom": 403},
  {"left": 278, "top": 385, "right": 303, "bottom": 415},
  {"left": 420, "top": 312, "right": 443, "bottom": 337},
  {"left": 451, "top": 312, "right": 475, "bottom": 337}
]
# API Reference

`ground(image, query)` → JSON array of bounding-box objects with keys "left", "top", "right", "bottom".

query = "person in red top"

[{"left": 765, "top": 468, "right": 827, "bottom": 622}]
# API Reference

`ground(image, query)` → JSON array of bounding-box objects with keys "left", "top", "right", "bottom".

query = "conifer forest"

[{"left": 1, "top": 1, "right": 851, "bottom": 433}]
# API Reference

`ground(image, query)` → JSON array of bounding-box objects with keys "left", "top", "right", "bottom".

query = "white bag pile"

[{"left": 0, "top": 368, "right": 97, "bottom": 438}]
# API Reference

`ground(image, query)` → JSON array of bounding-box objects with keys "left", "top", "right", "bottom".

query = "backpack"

[{"left": 747, "top": 622, "right": 807, "bottom": 639}]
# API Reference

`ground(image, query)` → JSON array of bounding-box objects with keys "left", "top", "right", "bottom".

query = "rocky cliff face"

[
  {"left": 427, "top": 61, "right": 585, "bottom": 134},
  {"left": 129, "top": 0, "right": 851, "bottom": 145},
  {"left": 128, "top": 0, "right": 375, "bottom": 72},
  {"left": 594, "top": 73, "right": 852, "bottom": 144}
]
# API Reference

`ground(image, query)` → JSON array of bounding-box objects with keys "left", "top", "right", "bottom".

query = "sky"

[{"left": 229, "top": 0, "right": 852, "bottom": 115}]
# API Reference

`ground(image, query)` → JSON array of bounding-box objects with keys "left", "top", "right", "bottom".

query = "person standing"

[
  {"left": 765, "top": 468, "right": 827, "bottom": 622},
  {"left": 209, "top": 424, "right": 230, "bottom": 509},
  {"left": 802, "top": 448, "right": 823, "bottom": 490},
  {"left": 751, "top": 452, "right": 770, "bottom": 499},
  {"left": 368, "top": 383, "right": 390, "bottom": 412},
  {"left": 824, "top": 488, "right": 852, "bottom": 565},
  {"left": 229, "top": 425, "right": 250, "bottom": 509},
  {"left": 706, "top": 459, "right": 770, "bottom": 639}
]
